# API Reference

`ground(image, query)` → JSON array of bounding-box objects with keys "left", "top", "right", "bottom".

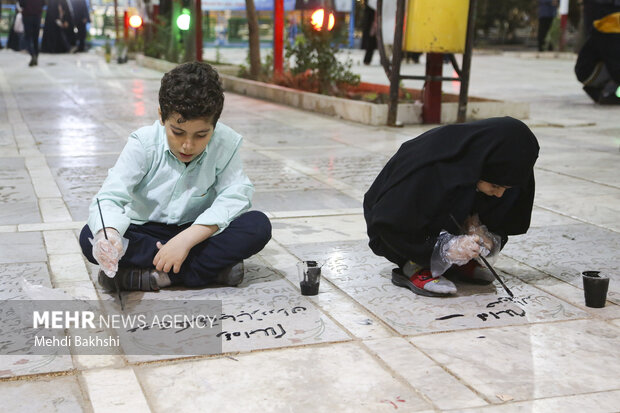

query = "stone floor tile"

[
  {"left": 0, "top": 262, "right": 53, "bottom": 300},
  {"left": 39, "top": 197, "right": 72, "bottom": 223},
  {"left": 89, "top": 258, "right": 350, "bottom": 362},
  {"left": 0, "top": 262, "right": 75, "bottom": 378},
  {"left": 536, "top": 150, "right": 620, "bottom": 188},
  {"left": 72, "top": 354, "right": 125, "bottom": 370},
  {"left": 0, "top": 355, "right": 74, "bottom": 379},
  {"left": 261, "top": 146, "right": 390, "bottom": 192},
  {"left": 259, "top": 246, "right": 394, "bottom": 340},
  {"left": 269, "top": 207, "right": 361, "bottom": 219},
  {"left": 0, "top": 232, "right": 46, "bottom": 264},
  {"left": 537, "top": 195, "right": 620, "bottom": 231},
  {"left": 410, "top": 320, "right": 620, "bottom": 402},
  {"left": 287, "top": 240, "right": 588, "bottom": 335},
  {"left": 502, "top": 224, "right": 620, "bottom": 303},
  {"left": 272, "top": 214, "right": 367, "bottom": 245},
  {"left": 53, "top": 280, "right": 99, "bottom": 301},
  {"left": 0, "top": 201, "right": 40, "bottom": 226},
  {"left": 528, "top": 207, "right": 581, "bottom": 228},
  {"left": 0, "top": 375, "right": 87, "bottom": 412},
  {"left": 252, "top": 189, "right": 360, "bottom": 213},
  {"left": 24, "top": 157, "right": 62, "bottom": 198},
  {"left": 243, "top": 154, "right": 328, "bottom": 192},
  {"left": 82, "top": 368, "right": 151, "bottom": 413},
  {"left": 49, "top": 254, "right": 91, "bottom": 284},
  {"left": 43, "top": 230, "right": 82, "bottom": 255},
  {"left": 534, "top": 169, "right": 619, "bottom": 200},
  {"left": 496, "top": 255, "right": 620, "bottom": 319},
  {"left": 136, "top": 342, "right": 433, "bottom": 413},
  {"left": 19, "top": 221, "right": 86, "bottom": 232},
  {"left": 47, "top": 155, "right": 118, "bottom": 220},
  {"left": 455, "top": 390, "right": 620, "bottom": 412},
  {"left": 236, "top": 122, "right": 342, "bottom": 148},
  {"left": 363, "top": 337, "right": 488, "bottom": 410}
]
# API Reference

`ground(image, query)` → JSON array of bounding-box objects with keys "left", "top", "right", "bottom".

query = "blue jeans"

[
  {"left": 22, "top": 15, "right": 41, "bottom": 57},
  {"left": 80, "top": 211, "right": 272, "bottom": 287}
]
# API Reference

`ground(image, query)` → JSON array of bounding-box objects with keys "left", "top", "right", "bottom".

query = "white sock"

[
  {"left": 402, "top": 261, "right": 423, "bottom": 277},
  {"left": 150, "top": 269, "right": 171, "bottom": 287}
]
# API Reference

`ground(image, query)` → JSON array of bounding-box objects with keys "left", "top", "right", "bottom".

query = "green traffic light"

[
  {"left": 177, "top": 9, "right": 191, "bottom": 31},
  {"left": 616, "top": 85, "right": 620, "bottom": 99}
]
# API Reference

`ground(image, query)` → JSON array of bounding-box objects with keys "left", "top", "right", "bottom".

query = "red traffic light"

[
  {"left": 129, "top": 15, "right": 143, "bottom": 29},
  {"left": 310, "top": 9, "right": 335, "bottom": 31}
]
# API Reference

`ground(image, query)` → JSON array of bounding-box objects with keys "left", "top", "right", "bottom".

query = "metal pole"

[
  {"left": 387, "top": 0, "right": 406, "bottom": 126},
  {"left": 559, "top": 0, "right": 569, "bottom": 51},
  {"left": 114, "top": 0, "right": 119, "bottom": 40},
  {"left": 196, "top": 0, "right": 203, "bottom": 61},
  {"left": 457, "top": 0, "right": 476, "bottom": 123},
  {"left": 348, "top": 0, "right": 355, "bottom": 48},
  {"left": 124, "top": 10, "right": 129, "bottom": 43},
  {"left": 274, "top": 0, "right": 284, "bottom": 75},
  {"left": 376, "top": 0, "right": 391, "bottom": 78},
  {"left": 422, "top": 53, "right": 443, "bottom": 124}
]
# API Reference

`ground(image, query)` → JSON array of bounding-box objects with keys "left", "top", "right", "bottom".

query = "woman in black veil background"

[
  {"left": 7, "top": 1, "right": 26, "bottom": 51},
  {"left": 41, "top": 0, "right": 71, "bottom": 53}
]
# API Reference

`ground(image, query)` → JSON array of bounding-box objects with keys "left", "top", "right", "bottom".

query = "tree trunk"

[{"left": 245, "top": 0, "right": 261, "bottom": 79}]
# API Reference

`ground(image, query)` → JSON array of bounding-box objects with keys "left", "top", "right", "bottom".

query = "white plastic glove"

[
  {"left": 443, "top": 234, "right": 483, "bottom": 265},
  {"left": 431, "top": 231, "right": 482, "bottom": 277},
  {"left": 90, "top": 228, "right": 127, "bottom": 278},
  {"left": 464, "top": 214, "right": 501, "bottom": 261}
]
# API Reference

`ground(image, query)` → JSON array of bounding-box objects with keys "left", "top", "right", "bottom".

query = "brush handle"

[
  {"left": 96, "top": 198, "right": 109, "bottom": 240},
  {"left": 449, "top": 214, "right": 513, "bottom": 297}
]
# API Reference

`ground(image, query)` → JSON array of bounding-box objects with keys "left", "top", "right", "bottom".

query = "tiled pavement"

[{"left": 0, "top": 49, "right": 618, "bottom": 412}]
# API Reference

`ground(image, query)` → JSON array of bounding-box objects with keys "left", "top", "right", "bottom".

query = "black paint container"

[
  {"left": 297, "top": 261, "right": 321, "bottom": 296},
  {"left": 582, "top": 271, "right": 609, "bottom": 308}
]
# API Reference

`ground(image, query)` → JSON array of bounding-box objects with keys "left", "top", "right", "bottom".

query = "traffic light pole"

[
  {"left": 387, "top": 0, "right": 406, "bottom": 126},
  {"left": 196, "top": 0, "right": 203, "bottom": 61},
  {"left": 274, "top": 0, "right": 284, "bottom": 75}
]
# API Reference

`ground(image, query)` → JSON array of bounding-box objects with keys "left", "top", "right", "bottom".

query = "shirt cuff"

[{"left": 87, "top": 211, "right": 131, "bottom": 238}]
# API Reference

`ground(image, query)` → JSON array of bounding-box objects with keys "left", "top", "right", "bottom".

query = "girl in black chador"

[{"left": 364, "top": 117, "right": 539, "bottom": 297}]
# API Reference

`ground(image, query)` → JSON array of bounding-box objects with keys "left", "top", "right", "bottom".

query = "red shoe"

[
  {"left": 451, "top": 261, "right": 495, "bottom": 285},
  {"left": 392, "top": 267, "right": 457, "bottom": 297}
]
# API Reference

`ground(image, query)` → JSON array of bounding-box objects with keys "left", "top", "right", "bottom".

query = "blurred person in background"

[{"left": 19, "top": 0, "right": 45, "bottom": 66}]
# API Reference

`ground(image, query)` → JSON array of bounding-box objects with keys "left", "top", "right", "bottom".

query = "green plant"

[
  {"left": 144, "top": 15, "right": 183, "bottom": 63},
  {"left": 238, "top": 49, "right": 273, "bottom": 81},
  {"left": 285, "top": 24, "right": 359, "bottom": 95},
  {"left": 104, "top": 36, "right": 112, "bottom": 63}
]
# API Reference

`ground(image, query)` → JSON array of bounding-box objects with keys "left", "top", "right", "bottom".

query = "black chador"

[{"left": 363, "top": 117, "right": 540, "bottom": 269}]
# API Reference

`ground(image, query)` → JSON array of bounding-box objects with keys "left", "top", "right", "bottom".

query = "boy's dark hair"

[{"left": 159, "top": 62, "right": 224, "bottom": 125}]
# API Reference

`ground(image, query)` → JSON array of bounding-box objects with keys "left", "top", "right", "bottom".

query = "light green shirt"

[{"left": 88, "top": 121, "right": 253, "bottom": 237}]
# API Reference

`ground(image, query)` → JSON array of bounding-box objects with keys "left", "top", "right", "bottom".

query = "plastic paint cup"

[
  {"left": 296, "top": 261, "right": 321, "bottom": 296},
  {"left": 582, "top": 271, "right": 610, "bottom": 308}
]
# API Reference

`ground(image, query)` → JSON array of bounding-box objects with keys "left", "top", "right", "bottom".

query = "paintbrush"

[
  {"left": 97, "top": 198, "right": 124, "bottom": 310},
  {"left": 449, "top": 214, "right": 514, "bottom": 297}
]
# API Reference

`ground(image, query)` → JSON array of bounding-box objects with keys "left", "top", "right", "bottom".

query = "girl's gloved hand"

[
  {"left": 91, "top": 228, "right": 125, "bottom": 277},
  {"left": 443, "top": 234, "right": 483, "bottom": 265},
  {"left": 464, "top": 214, "right": 501, "bottom": 258}
]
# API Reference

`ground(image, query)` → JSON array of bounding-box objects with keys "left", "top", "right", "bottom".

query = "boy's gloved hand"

[{"left": 91, "top": 228, "right": 125, "bottom": 277}]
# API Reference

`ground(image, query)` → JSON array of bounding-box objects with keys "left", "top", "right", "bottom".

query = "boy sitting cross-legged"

[{"left": 79, "top": 62, "right": 271, "bottom": 291}]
